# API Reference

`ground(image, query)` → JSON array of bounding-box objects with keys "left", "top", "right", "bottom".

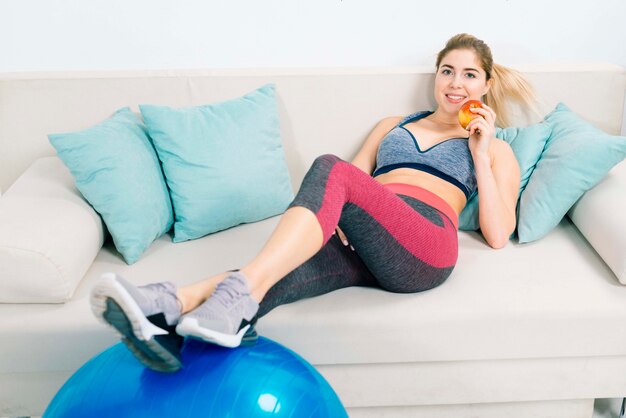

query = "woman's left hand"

[{"left": 466, "top": 104, "right": 497, "bottom": 158}]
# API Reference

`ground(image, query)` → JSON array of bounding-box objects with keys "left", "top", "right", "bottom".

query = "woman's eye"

[
  {"left": 466, "top": 73, "right": 476, "bottom": 78},
  {"left": 442, "top": 69, "right": 452, "bottom": 75}
]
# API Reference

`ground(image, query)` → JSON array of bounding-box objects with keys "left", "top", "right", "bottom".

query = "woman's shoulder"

[
  {"left": 399, "top": 110, "right": 433, "bottom": 125},
  {"left": 376, "top": 116, "right": 404, "bottom": 129},
  {"left": 379, "top": 110, "right": 432, "bottom": 127}
]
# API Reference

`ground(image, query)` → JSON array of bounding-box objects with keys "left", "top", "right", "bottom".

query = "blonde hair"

[{"left": 436, "top": 33, "right": 536, "bottom": 127}]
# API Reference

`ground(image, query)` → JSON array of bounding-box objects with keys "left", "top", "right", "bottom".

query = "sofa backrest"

[{"left": 1, "top": 64, "right": 624, "bottom": 192}]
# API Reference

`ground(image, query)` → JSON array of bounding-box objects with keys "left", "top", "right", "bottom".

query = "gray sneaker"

[
  {"left": 90, "top": 273, "right": 184, "bottom": 372},
  {"left": 176, "top": 271, "right": 259, "bottom": 348}
]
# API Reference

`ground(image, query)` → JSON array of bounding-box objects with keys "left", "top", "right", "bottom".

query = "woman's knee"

[
  {"left": 311, "top": 154, "right": 342, "bottom": 170},
  {"left": 300, "top": 154, "right": 345, "bottom": 184},
  {"left": 312, "top": 154, "right": 343, "bottom": 167}
]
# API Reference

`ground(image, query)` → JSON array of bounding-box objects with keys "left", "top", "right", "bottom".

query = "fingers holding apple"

[
  {"left": 466, "top": 114, "right": 487, "bottom": 137},
  {"left": 469, "top": 104, "right": 496, "bottom": 136},
  {"left": 460, "top": 101, "right": 497, "bottom": 157}
]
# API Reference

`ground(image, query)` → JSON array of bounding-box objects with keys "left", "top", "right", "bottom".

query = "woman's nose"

[{"left": 450, "top": 75, "right": 463, "bottom": 88}]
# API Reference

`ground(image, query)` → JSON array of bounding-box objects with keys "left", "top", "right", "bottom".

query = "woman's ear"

[{"left": 483, "top": 78, "right": 493, "bottom": 97}]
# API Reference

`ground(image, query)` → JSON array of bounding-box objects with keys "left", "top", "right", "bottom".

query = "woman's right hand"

[{"left": 334, "top": 227, "right": 354, "bottom": 251}]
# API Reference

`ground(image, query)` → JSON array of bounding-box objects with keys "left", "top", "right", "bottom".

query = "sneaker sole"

[
  {"left": 91, "top": 274, "right": 182, "bottom": 373},
  {"left": 241, "top": 327, "right": 259, "bottom": 347},
  {"left": 176, "top": 317, "right": 251, "bottom": 348}
]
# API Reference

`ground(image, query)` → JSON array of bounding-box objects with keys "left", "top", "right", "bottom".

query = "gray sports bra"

[{"left": 373, "top": 111, "right": 477, "bottom": 199}]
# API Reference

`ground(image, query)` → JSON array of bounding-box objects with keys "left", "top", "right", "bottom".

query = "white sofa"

[{"left": 1, "top": 64, "right": 625, "bottom": 418}]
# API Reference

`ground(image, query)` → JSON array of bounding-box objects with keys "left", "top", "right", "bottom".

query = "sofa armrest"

[
  {"left": 0, "top": 157, "right": 105, "bottom": 303},
  {"left": 568, "top": 160, "right": 626, "bottom": 283}
]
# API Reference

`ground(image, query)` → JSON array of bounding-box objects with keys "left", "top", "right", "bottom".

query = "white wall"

[{"left": 1, "top": 0, "right": 625, "bottom": 72}]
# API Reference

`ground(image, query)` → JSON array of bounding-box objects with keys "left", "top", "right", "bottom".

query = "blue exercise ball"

[{"left": 44, "top": 337, "right": 347, "bottom": 417}]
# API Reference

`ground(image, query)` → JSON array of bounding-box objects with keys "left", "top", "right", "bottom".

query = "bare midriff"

[{"left": 374, "top": 168, "right": 467, "bottom": 217}]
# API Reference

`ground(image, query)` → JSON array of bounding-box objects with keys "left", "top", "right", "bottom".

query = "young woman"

[{"left": 91, "top": 33, "right": 536, "bottom": 372}]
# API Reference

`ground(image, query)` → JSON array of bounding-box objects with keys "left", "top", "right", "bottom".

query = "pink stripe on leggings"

[{"left": 315, "top": 161, "right": 457, "bottom": 268}]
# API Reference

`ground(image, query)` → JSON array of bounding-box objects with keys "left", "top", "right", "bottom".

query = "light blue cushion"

[
  {"left": 459, "top": 122, "right": 552, "bottom": 231},
  {"left": 49, "top": 108, "right": 173, "bottom": 264},
  {"left": 517, "top": 102, "right": 626, "bottom": 242},
  {"left": 140, "top": 84, "right": 294, "bottom": 242}
]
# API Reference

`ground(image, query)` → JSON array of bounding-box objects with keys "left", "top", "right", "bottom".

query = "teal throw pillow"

[
  {"left": 459, "top": 122, "right": 552, "bottom": 231},
  {"left": 517, "top": 102, "right": 626, "bottom": 242},
  {"left": 49, "top": 108, "right": 174, "bottom": 264},
  {"left": 140, "top": 84, "right": 294, "bottom": 242}
]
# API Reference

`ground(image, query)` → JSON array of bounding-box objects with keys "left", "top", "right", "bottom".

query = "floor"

[{"left": 2, "top": 399, "right": 623, "bottom": 418}]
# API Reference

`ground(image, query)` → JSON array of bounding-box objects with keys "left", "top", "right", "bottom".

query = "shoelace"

[
  {"left": 212, "top": 278, "right": 246, "bottom": 309},
  {"left": 143, "top": 282, "right": 181, "bottom": 320}
]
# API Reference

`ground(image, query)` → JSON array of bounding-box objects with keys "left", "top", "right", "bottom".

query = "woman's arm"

[
  {"left": 466, "top": 105, "right": 520, "bottom": 249},
  {"left": 474, "top": 141, "right": 520, "bottom": 248},
  {"left": 351, "top": 116, "right": 402, "bottom": 174}
]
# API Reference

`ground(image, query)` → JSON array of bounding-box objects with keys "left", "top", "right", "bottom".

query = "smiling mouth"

[{"left": 446, "top": 94, "right": 466, "bottom": 100}]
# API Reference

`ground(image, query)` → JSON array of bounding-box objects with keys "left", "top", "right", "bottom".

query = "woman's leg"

[
  {"left": 92, "top": 153, "right": 458, "bottom": 369},
  {"left": 337, "top": 193, "right": 457, "bottom": 292},
  {"left": 176, "top": 272, "right": 228, "bottom": 314},
  {"left": 176, "top": 154, "right": 458, "bottom": 346},
  {"left": 245, "top": 154, "right": 458, "bottom": 298},
  {"left": 257, "top": 233, "right": 377, "bottom": 317},
  {"left": 241, "top": 206, "right": 324, "bottom": 303},
  {"left": 177, "top": 233, "right": 377, "bottom": 317},
  {"left": 176, "top": 154, "right": 375, "bottom": 313}
]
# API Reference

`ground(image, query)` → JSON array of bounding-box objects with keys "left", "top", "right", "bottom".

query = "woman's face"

[{"left": 434, "top": 48, "right": 492, "bottom": 115}]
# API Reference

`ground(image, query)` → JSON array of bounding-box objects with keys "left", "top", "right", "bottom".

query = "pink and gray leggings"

[{"left": 258, "top": 154, "right": 459, "bottom": 317}]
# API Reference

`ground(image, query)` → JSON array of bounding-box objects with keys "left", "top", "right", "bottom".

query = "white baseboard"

[{"left": 348, "top": 399, "right": 593, "bottom": 418}]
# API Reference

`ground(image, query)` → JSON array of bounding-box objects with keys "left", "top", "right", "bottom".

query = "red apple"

[{"left": 458, "top": 100, "right": 483, "bottom": 129}]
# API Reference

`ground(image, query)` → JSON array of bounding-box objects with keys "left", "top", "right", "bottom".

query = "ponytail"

[{"left": 485, "top": 63, "right": 537, "bottom": 127}]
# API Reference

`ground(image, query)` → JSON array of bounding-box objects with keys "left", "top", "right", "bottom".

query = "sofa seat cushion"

[
  {"left": 261, "top": 221, "right": 626, "bottom": 364},
  {"left": 2, "top": 215, "right": 626, "bottom": 375}
]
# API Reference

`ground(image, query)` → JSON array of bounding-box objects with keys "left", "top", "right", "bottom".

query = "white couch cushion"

[
  {"left": 0, "top": 157, "right": 105, "bottom": 303},
  {"left": 3, "top": 216, "right": 626, "bottom": 371},
  {"left": 568, "top": 160, "right": 626, "bottom": 283}
]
